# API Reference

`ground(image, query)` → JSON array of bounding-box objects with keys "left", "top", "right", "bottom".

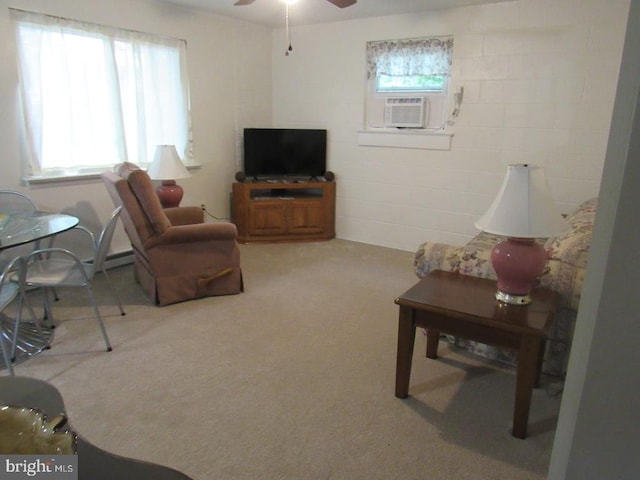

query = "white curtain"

[
  {"left": 366, "top": 37, "right": 454, "bottom": 79},
  {"left": 11, "top": 9, "right": 191, "bottom": 176}
]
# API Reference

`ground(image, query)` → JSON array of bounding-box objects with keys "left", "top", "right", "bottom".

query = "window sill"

[
  {"left": 357, "top": 129, "right": 452, "bottom": 151},
  {"left": 23, "top": 164, "right": 202, "bottom": 186}
]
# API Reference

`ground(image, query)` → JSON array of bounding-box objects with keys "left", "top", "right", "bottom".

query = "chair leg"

[
  {"left": 38, "top": 240, "right": 59, "bottom": 302},
  {"left": 102, "top": 269, "right": 125, "bottom": 316},
  {"left": 0, "top": 329, "right": 14, "bottom": 375},
  {"left": 41, "top": 288, "right": 56, "bottom": 329},
  {"left": 85, "top": 285, "right": 112, "bottom": 352},
  {"left": 9, "top": 294, "right": 23, "bottom": 363},
  {"left": 10, "top": 291, "right": 46, "bottom": 362}
]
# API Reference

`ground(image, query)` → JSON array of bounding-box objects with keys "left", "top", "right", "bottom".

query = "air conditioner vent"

[{"left": 384, "top": 97, "right": 426, "bottom": 128}]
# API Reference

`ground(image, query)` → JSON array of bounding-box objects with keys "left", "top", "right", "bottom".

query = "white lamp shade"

[
  {"left": 147, "top": 145, "right": 191, "bottom": 180},
  {"left": 474, "top": 164, "right": 569, "bottom": 238}
]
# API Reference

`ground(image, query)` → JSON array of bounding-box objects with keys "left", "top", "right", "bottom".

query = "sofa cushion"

[{"left": 457, "top": 232, "right": 499, "bottom": 279}]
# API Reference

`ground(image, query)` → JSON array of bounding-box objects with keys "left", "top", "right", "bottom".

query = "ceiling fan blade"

[
  {"left": 234, "top": 0, "right": 255, "bottom": 5},
  {"left": 325, "top": 0, "right": 356, "bottom": 7}
]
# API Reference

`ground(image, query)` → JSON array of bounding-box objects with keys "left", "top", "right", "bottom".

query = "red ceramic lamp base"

[
  {"left": 156, "top": 180, "right": 184, "bottom": 208},
  {"left": 490, "top": 237, "right": 548, "bottom": 305}
]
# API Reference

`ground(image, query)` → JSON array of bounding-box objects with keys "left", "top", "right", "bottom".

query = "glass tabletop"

[{"left": 0, "top": 211, "right": 79, "bottom": 250}]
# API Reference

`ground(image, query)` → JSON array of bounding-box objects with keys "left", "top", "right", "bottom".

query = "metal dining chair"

[
  {"left": 0, "top": 190, "right": 59, "bottom": 297},
  {"left": 18, "top": 207, "right": 125, "bottom": 354}
]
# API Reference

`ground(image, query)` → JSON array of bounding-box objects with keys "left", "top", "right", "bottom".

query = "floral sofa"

[{"left": 414, "top": 197, "right": 597, "bottom": 377}]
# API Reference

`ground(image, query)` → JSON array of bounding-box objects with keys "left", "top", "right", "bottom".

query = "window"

[
  {"left": 11, "top": 9, "right": 192, "bottom": 179},
  {"left": 365, "top": 36, "right": 453, "bottom": 130}
]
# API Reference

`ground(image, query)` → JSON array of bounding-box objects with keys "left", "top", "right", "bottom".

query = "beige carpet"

[{"left": 6, "top": 239, "right": 562, "bottom": 480}]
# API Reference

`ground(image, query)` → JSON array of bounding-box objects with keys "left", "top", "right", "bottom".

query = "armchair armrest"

[
  {"left": 164, "top": 206, "right": 204, "bottom": 226},
  {"left": 144, "top": 222, "right": 238, "bottom": 249}
]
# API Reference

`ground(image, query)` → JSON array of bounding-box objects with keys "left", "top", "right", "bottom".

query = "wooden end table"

[{"left": 394, "top": 270, "right": 558, "bottom": 439}]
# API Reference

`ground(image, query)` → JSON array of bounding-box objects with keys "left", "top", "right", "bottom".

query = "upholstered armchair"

[{"left": 102, "top": 162, "right": 243, "bottom": 306}]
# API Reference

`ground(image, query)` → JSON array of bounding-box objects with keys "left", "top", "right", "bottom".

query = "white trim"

[
  {"left": 23, "top": 164, "right": 202, "bottom": 186},
  {"left": 103, "top": 252, "right": 134, "bottom": 270},
  {"left": 357, "top": 129, "right": 452, "bottom": 151}
]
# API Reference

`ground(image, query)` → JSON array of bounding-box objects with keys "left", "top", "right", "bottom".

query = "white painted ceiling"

[{"left": 158, "top": 0, "right": 511, "bottom": 28}]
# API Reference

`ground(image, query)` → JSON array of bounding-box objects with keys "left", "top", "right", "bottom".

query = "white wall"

[
  {"left": 0, "top": 0, "right": 271, "bottom": 253},
  {"left": 0, "top": 0, "right": 630, "bottom": 255},
  {"left": 548, "top": 0, "right": 640, "bottom": 477},
  {"left": 271, "top": 0, "right": 630, "bottom": 251}
]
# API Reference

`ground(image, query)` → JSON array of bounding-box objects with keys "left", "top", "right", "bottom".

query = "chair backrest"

[
  {"left": 92, "top": 206, "right": 123, "bottom": 276},
  {"left": 0, "top": 191, "right": 41, "bottom": 264},
  {"left": 0, "top": 191, "right": 37, "bottom": 215},
  {"left": 101, "top": 164, "right": 171, "bottom": 254}
]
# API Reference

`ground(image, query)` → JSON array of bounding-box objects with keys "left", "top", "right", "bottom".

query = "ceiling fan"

[
  {"left": 234, "top": 0, "right": 357, "bottom": 7},
  {"left": 234, "top": 0, "right": 357, "bottom": 55}
]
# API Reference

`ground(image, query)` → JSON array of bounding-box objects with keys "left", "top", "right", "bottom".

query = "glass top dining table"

[
  {"left": 0, "top": 210, "right": 79, "bottom": 368},
  {"left": 0, "top": 210, "right": 79, "bottom": 250}
]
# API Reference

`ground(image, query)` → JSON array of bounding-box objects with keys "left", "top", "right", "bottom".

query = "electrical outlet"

[{"left": 201, "top": 203, "right": 206, "bottom": 211}]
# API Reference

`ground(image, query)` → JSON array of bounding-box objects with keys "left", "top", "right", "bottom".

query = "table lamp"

[
  {"left": 474, "top": 164, "right": 569, "bottom": 305},
  {"left": 147, "top": 145, "right": 191, "bottom": 208}
]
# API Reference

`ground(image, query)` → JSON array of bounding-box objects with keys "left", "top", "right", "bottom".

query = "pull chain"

[{"left": 285, "top": 3, "right": 293, "bottom": 56}]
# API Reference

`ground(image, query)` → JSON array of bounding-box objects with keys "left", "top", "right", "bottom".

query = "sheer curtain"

[
  {"left": 11, "top": 9, "right": 191, "bottom": 176},
  {"left": 366, "top": 37, "right": 454, "bottom": 79}
]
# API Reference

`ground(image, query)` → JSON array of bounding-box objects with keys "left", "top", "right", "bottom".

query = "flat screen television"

[{"left": 243, "top": 128, "right": 327, "bottom": 180}]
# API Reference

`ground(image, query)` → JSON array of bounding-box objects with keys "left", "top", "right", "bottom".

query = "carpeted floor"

[{"left": 4, "top": 239, "right": 562, "bottom": 479}]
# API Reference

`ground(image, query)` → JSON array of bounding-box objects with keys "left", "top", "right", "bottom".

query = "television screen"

[{"left": 243, "top": 128, "right": 327, "bottom": 179}]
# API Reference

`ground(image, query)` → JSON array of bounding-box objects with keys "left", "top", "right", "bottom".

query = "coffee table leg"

[
  {"left": 513, "top": 336, "right": 542, "bottom": 439},
  {"left": 395, "top": 305, "right": 416, "bottom": 399},
  {"left": 534, "top": 339, "right": 546, "bottom": 388},
  {"left": 426, "top": 327, "right": 440, "bottom": 359}
]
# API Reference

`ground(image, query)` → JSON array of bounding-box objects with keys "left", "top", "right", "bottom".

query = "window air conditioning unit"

[{"left": 384, "top": 97, "right": 426, "bottom": 128}]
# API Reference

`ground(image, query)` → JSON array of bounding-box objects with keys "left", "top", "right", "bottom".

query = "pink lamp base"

[
  {"left": 490, "top": 237, "right": 548, "bottom": 305},
  {"left": 156, "top": 180, "right": 184, "bottom": 208}
]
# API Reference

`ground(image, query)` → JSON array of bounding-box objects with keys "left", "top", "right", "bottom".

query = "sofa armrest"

[
  {"left": 164, "top": 206, "right": 204, "bottom": 226},
  {"left": 414, "top": 242, "right": 465, "bottom": 278}
]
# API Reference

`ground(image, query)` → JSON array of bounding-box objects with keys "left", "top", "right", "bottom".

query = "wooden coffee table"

[{"left": 394, "top": 270, "right": 558, "bottom": 439}]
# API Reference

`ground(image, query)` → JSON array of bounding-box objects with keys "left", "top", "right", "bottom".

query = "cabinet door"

[
  {"left": 248, "top": 202, "right": 288, "bottom": 236},
  {"left": 288, "top": 201, "right": 324, "bottom": 234}
]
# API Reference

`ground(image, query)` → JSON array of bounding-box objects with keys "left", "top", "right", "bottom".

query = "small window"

[
  {"left": 365, "top": 36, "right": 453, "bottom": 130},
  {"left": 11, "top": 9, "right": 192, "bottom": 179}
]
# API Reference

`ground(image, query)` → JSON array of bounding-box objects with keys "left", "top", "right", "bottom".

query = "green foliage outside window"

[{"left": 377, "top": 74, "right": 445, "bottom": 92}]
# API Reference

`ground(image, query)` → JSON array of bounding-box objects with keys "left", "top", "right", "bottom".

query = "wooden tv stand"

[{"left": 231, "top": 180, "right": 336, "bottom": 243}]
